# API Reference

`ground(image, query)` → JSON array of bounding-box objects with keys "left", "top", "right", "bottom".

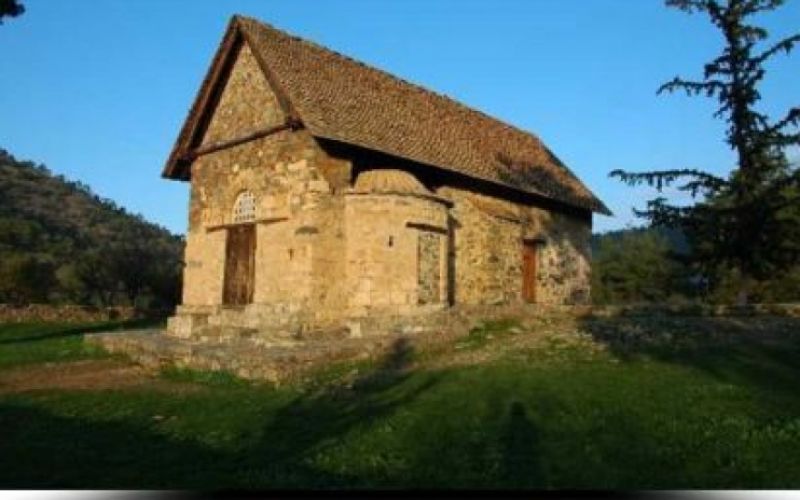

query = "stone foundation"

[
  {"left": 88, "top": 306, "right": 482, "bottom": 384},
  {"left": 165, "top": 301, "right": 457, "bottom": 343},
  {"left": 0, "top": 304, "right": 138, "bottom": 323},
  {"left": 88, "top": 302, "right": 800, "bottom": 383}
]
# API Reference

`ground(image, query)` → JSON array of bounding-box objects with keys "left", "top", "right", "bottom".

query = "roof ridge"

[
  {"left": 234, "top": 15, "right": 548, "bottom": 151},
  {"left": 206, "top": 14, "right": 610, "bottom": 214}
]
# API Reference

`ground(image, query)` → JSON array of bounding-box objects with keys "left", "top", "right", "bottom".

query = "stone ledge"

[
  {"left": 85, "top": 328, "right": 422, "bottom": 384},
  {"left": 577, "top": 303, "right": 800, "bottom": 318},
  {"left": 0, "top": 304, "right": 140, "bottom": 323}
]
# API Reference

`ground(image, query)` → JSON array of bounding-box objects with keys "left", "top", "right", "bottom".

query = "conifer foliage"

[
  {"left": 0, "top": 0, "right": 24, "bottom": 24},
  {"left": 611, "top": 0, "right": 800, "bottom": 302}
]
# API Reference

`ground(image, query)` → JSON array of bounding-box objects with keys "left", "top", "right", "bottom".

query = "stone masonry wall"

[
  {"left": 182, "top": 38, "right": 352, "bottom": 322},
  {"left": 523, "top": 207, "right": 592, "bottom": 304},
  {"left": 0, "top": 304, "right": 137, "bottom": 323},
  {"left": 437, "top": 186, "right": 591, "bottom": 306},
  {"left": 201, "top": 43, "right": 285, "bottom": 146},
  {"left": 344, "top": 193, "right": 449, "bottom": 319}
]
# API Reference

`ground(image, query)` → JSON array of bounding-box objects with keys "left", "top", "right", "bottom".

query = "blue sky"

[{"left": 1, "top": 0, "right": 798, "bottom": 234}]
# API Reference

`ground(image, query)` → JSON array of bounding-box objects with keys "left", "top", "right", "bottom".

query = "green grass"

[
  {"left": 159, "top": 365, "right": 255, "bottom": 388},
  {"left": 1, "top": 316, "right": 800, "bottom": 489},
  {"left": 0, "top": 318, "right": 162, "bottom": 369},
  {"left": 454, "top": 318, "right": 523, "bottom": 350}
]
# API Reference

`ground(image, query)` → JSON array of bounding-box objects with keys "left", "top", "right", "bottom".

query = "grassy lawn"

[
  {"left": 0, "top": 319, "right": 162, "bottom": 369},
  {"left": 1, "top": 315, "right": 800, "bottom": 489}
]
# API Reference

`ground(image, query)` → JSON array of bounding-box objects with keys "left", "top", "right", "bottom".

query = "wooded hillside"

[
  {"left": 591, "top": 226, "right": 800, "bottom": 304},
  {"left": 0, "top": 148, "right": 183, "bottom": 308}
]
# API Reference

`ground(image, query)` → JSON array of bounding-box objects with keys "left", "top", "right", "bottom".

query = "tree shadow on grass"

[
  {"left": 0, "top": 318, "right": 162, "bottom": 345},
  {"left": 0, "top": 402, "right": 228, "bottom": 489},
  {"left": 4, "top": 327, "right": 792, "bottom": 489},
  {"left": 241, "top": 337, "right": 441, "bottom": 488},
  {"left": 579, "top": 314, "right": 800, "bottom": 404},
  {"left": 0, "top": 337, "right": 442, "bottom": 489}
]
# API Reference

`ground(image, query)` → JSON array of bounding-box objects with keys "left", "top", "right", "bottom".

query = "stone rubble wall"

[
  {"left": 0, "top": 304, "right": 138, "bottom": 323},
  {"left": 200, "top": 42, "right": 286, "bottom": 146},
  {"left": 181, "top": 37, "right": 356, "bottom": 325},
  {"left": 437, "top": 187, "right": 592, "bottom": 307},
  {"left": 522, "top": 207, "right": 592, "bottom": 305},
  {"left": 581, "top": 302, "right": 800, "bottom": 318},
  {"left": 182, "top": 130, "right": 349, "bottom": 329}
]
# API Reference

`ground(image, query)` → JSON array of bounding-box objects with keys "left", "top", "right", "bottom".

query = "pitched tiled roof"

[{"left": 164, "top": 15, "right": 610, "bottom": 215}]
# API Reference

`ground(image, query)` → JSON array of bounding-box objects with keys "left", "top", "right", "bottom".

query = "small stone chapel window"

[{"left": 232, "top": 191, "right": 256, "bottom": 223}]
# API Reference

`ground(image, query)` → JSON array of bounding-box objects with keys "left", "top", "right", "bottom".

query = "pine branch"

[
  {"left": 610, "top": 169, "right": 728, "bottom": 193},
  {"left": 704, "top": 55, "right": 731, "bottom": 79},
  {"left": 738, "top": 24, "right": 770, "bottom": 43},
  {"left": 631, "top": 197, "right": 695, "bottom": 228},
  {"left": 740, "top": 0, "right": 787, "bottom": 16},
  {"left": 0, "top": 0, "right": 24, "bottom": 23},
  {"left": 753, "top": 33, "right": 800, "bottom": 64},
  {"left": 665, "top": 0, "right": 716, "bottom": 14},
  {"left": 762, "top": 168, "right": 800, "bottom": 199},
  {"left": 774, "top": 131, "right": 800, "bottom": 147},
  {"left": 767, "top": 107, "right": 800, "bottom": 133},
  {"left": 657, "top": 77, "right": 727, "bottom": 97}
]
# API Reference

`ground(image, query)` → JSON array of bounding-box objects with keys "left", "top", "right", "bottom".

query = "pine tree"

[
  {"left": 611, "top": 0, "right": 800, "bottom": 303},
  {"left": 0, "top": 0, "right": 24, "bottom": 24}
]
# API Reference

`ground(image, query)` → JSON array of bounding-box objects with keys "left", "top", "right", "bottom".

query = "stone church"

[{"left": 164, "top": 15, "right": 609, "bottom": 340}]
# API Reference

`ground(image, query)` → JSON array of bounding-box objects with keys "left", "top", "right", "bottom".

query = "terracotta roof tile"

[{"left": 165, "top": 15, "right": 610, "bottom": 215}]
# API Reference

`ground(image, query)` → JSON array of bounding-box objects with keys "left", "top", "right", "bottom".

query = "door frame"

[
  {"left": 222, "top": 222, "right": 257, "bottom": 306},
  {"left": 522, "top": 237, "right": 544, "bottom": 303}
]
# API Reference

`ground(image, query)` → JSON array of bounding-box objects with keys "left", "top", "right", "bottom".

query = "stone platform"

[
  {"left": 85, "top": 328, "right": 428, "bottom": 384},
  {"left": 86, "top": 304, "right": 491, "bottom": 384}
]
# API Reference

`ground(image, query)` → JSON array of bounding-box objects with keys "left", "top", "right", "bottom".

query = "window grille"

[{"left": 233, "top": 191, "right": 256, "bottom": 223}]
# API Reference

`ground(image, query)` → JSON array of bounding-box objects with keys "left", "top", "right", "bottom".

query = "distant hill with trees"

[
  {"left": 591, "top": 225, "right": 800, "bottom": 305},
  {"left": 0, "top": 148, "right": 183, "bottom": 309},
  {"left": 591, "top": 226, "right": 689, "bottom": 256}
]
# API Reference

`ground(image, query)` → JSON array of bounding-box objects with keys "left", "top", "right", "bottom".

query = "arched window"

[{"left": 232, "top": 191, "right": 256, "bottom": 223}]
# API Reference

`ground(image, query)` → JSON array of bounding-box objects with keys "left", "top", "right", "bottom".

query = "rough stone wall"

[
  {"left": 201, "top": 43, "right": 285, "bottom": 146},
  {"left": 0, "top": 304, "right": 138, "bottom": 323},
  {"left": 185, "top": 133, "right": 351, "bottom": 312},
  {"left": 523, "top": 207, "right": 592, "bottom": 304},
  {"left": 344, "top": 193, "right": 449, "bottom": 319},
  {"left": 437, "top": 187, "right": 518, "bottom": 305},
  {"left": 181, "top": 39, "right": 352, "bottom": 320},
  {"left": 306, "top": 194, "right": 349, "bottom": 326},
  {"left": 182, "top": 228, "right": 226, "bottom": 306},
  {"left": 437, "top": 186, "right": 591, "bottom": 306}
]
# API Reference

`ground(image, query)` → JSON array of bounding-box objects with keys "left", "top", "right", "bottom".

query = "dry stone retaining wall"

[{"left": 0, "top": 304, "right": 138, "bottom": 323}]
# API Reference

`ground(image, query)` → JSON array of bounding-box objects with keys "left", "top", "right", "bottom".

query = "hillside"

[
  {"left": 591, "top": 226, "right": 689, "bottom": 255},
  {"left": 0, "top": 148, "right": 183, "bottom": 308},
  {"left": 590, "top": 223, "right": 800, "bottom": 304}
]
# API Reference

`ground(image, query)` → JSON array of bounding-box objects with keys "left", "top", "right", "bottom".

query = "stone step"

[{"left": 86, "top": 329, "right": 396, "bottom": 384}]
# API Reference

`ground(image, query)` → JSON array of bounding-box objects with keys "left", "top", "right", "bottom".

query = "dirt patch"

[{"left": 0, "top": 359, "right": 203, "bottom": 395}]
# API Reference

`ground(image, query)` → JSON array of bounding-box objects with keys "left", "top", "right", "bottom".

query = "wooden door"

[
  {"left": 522, "top": 242, "right": 537, "bottom": 303},
  {"left": 223, "top": 224, "right": 256, "bottom": 306}
]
